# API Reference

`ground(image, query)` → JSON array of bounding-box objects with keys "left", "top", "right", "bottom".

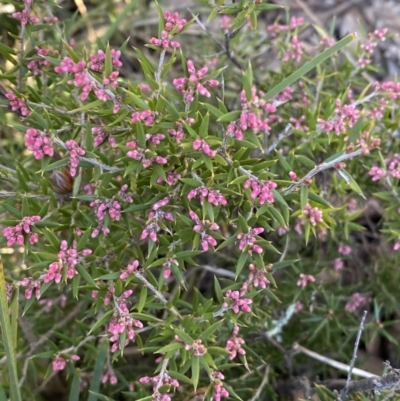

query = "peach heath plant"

[{"left": 2, "top": 1, "right": 400, "bottom": 401}]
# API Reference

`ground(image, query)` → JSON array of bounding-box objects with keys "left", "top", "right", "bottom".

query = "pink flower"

[
  {"left": 244, "top": 179, "right": 277, "bottom": 204},
  {"left": 173, "top": 60, "right": 219, "bottom": 103},
  {"left": 303, "top": 204, "right": 323, "bottom": 226},
  {"left": 43, "top": 240, "right": 92, "bottom": 283},
  {"left": 333, "top": 258, "right": 344, "bottom": 271},
  {"left": 338, "top": 243, "right": 352, "bottom": 255},
  {"left": 3, "top": 215, "right": 41, "bottom": 247},
  {"left": 223, "top": 290, "right": 252, "bottom": 314},
  {"left": 5, "top": 92, "right": 30, "bottom": 116},
  {"left": 345, "top": 292, "right": 369, "bottom": 312},
  {"left": 25, "top": 128, "right": 54, "bottom": 159},
  {"left": 297, "top": 274, "right": 315, "bottom": 288},
  {"left": 52, "top": 356, "right": 66, "bottom": 371},
  {"left": 237, "top": 227, "right": 264, "bottom": 254},
  {"left": 225, "top": 327, "right": 246, "bottom": 360}
]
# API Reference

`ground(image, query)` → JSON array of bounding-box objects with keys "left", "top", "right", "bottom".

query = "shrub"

[{"left": 0, "top": 1, "right": 399, "bottom": 400}]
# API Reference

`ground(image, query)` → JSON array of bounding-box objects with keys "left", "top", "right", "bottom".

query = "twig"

[
  {"left": 293, "top": 343, "right": 376, "bottom": 378},
  {"left": 249, "top": 365, "right": 270, "bottom": 401},
  {"left": 339, "top": 310, "right": 367, "bottom": 400},
  {"left": 200, "top": 264, "right": 236, "bottom": 279},
  {"left": 265, "top": 124, "right": 293, "bottom": 155},
  {"left": 224, "top": 30, "right": 244, "bottom": 72},
  {"left": 155, "top": 49, "right": 167, "bottom": 85},
  {"left": 283, "top": 149, "right": 363, "bottom": 195},
  {"left": 134, "top": 271, "right": 181, "bottom": 318}
]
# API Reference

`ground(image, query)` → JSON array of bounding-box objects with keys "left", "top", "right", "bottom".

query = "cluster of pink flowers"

[
  {"left": 350, "top": 130, "right": 381, "bottom": 155},
  {"left": 141, "top": 197, "right": 174, "bottom": 242},
  {"left": 189, "top": 210, "right": 219, "bottom": 251},
  {"left": 176, "top": 337, "right": 207, "bottom": 356},
  {"left": 173, "top": 60, "right": 219, "bottom": 103},
  {"left": 150, "top": 10, "right": 187, "bottom": 49},
  {"left": 244, "top": 178, "right": 277, "bottom": 205},
  {"left": 139, "top": 370, "right": 179, "bottom": 401},
  {"left": 318, "top": 99, "right": 360, "bottom": 135},
  {"left": 6, "top": 92, "right": 30, "bottom": 117},
  {"left": 54, "top": 54, "right": 120, "bottom": 109},
  {"left": 237, "top": 227, "right": 264, "bottom": 254},
  {"left": 162, "top": 258, "right": 178, "bottom": 279},
  {"left": 225, "top": 326, "right": 246, "bottom": 360},
  {"left": 90, "top": 198, "right": 122, "bottom": 238},
  {"left": 211, "top": 371, "right": 229, "bottom": 401},
  {"left": 156, "top": 168, "right": 181, "bottom": 186},
  {"left": 108, "top": 308, "right": 143, "bottom": 352},
  {"left": 52, "top": 354, "right": 80, "bottom": 371},
  {"left": 167, "top": 118, "right": 194, "bottom": 143},
  {"left": 92, "top": 127, "right": 116, "bottom": 147},
  {"left": 44, "top": 240, "right": 92, "bottom": 283},
  {"left": 27, "top": 47, "right": 53, "bottom": 76},
  {"left": 289, "top": 115, "right": 309, "bottom": 131},
  {"left": 227, "top": 86, "right": 278, "bottom": 140},
  {"left": 39, "top": 294, "right": 67, "bottom": 312},
  {"left": 192, "top": 138, "right": 216, "bottom": 157},
  {"left": 101, "top": 368, "right": 118, "bottom": 385},
  {"left": 333, "top": 258, "right": 344, "bottom": 271},
  {"left": 375, "top": 81, "right": 400, "bottom": 100},
  {"left": 120, "top": 260, "right": 139, "bottom": 280},
  {"left": 131, "top": 110, "right": 157, "bottom": 126},
  {"left": 358, "top": 28, "right": 388, "bottom": 68},
  {"left": 65, "top": 139, "right": 85, "bottom": 177},
  {"left": 267, "top": 16, "right": 304, "bottom": 36},
  {"left": 223, "top": 290, "right": 252, "bottom": 313},
  {"left": 89, "top": 49, "right": 122, "bottom": 72},
  {"left": 126, "top": 140, "right": 167, "bottom": 168},
  {"left": 12, "top": 8, "right": 39, "bottom": 25},
  {"left": 297, "top": 274, "right": 315, "bottom": 288},
  {"left": 240, "top": 264, "right": 270, "bottom": 295},
  {"left": 302, "top": 204, "right": 323, "bottom": 226},
  {"left": 320, "top": 36, "right": 336, "bottom": 48},
  {"left": 25, "top": 128, "right": 54, "bottom": 159},
  {"left": 187, "top": 186, "right": 227, "bottom": 206},
  {"left": 338, "top": 243, "right": 352, "bottom": 255},
  {"left": 282, "top": 36, "right": 304, "bottom": 63},
  {"left": 345, "top": 292, "right": 369, "bottom": 313},
  {"left": 20, "top": 277, "right": 41, "bottom": 300},
  {"left": 3, "top": 215, "right": 41, "bottom": 246},
  {"left": 369, "top": 154, "right": 400, "bottom": 182}
]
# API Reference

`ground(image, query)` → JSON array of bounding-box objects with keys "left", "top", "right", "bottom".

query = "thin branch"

[
  {"left": 265, "top": 124, "right": 293, "bottom": 155},
  {"left": 339, "top": 310, "right": 367, "bottom": 400},
  {"left": 249, "top": 365, "right": 270, "bottom": 401},
  {"left": 155, "top": 49, "right": 167, "bottom": 86},
  {"left": 293, "top": 343, "right": 376, "bottom": 378},
  {"left": 134, "top": 271, "right": 181, "bottom": 318},
  {"left": 284, "top": 149, "right": 363, "bottom": 195}
]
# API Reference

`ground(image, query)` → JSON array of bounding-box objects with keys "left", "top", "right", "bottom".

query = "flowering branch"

[
  {"left": 283, "top": 148, "right": 363, "bottom": 195},
  {"left": 53, "top": 138, "right": 122, "bottom": 172}
]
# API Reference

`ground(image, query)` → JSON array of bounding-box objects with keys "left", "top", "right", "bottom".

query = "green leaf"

[
  {"left": 217, "top": 110, "right": 241, "bottom": 122},
  {"left": 155, "top": 341, "right": 184, "bottom": 354},
  {"left": 71, "top": 99, "right": 104, "bottom": 112},
  {"left": 216, "top": 235, "right": 237, "bottom": 251},
  {"left": 179, "top": 178, "right": 202, "bottom": 187},
  {"left": 0, "top": 257, "right": 22, "bottom": 401},
  {"left": 348, "top": 115, "right": 364, "bottom": 144},
  {"left": 308, "top": 192, "right": 332, "bottom": 207},
  {"left": 199, "top": 113, "right": 210, "bottom": 138},
  {"left": 175, "top": 328, "right": 194, "bottom": 345},
  {"left": 199, "top": 320, "right": 224, "bottom": 342},
  {"left": 275, "top": 150, "right": 291, "bottom": 172},
  {"left": 76, "top": 264, "right": 98, "bottom": 287},
  {"left": 236, "top": 252, "right": 248, "bottom": 279},
  {"left": 69, "top": 369, "right": 81, "bottom": 401},
  {"left": 105, "top": 43, "right": 112, "bottom": 78},
  {"left": 191, "top": 356, "right": 200, "bottom": 390},
  {"left": 88, "top": 310, "right": 114, "bottom": 334},
  {"left": 337, "top": 169, "right": 365, "bottom": 199},
  {"left": 87, "top": 339, "right": 108, "bottom": 401},
  {"left": 300, "top": 185, "right": 308, "bottom": 211},
  {"left": 263, "top": 34, "right": 356, "bottom": 101},
  {"left": 137, "top": 286, "right": 147, "bottom": 313},
  {"left": 242, "top": 62, "right": 253, "bottom": 101}
]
